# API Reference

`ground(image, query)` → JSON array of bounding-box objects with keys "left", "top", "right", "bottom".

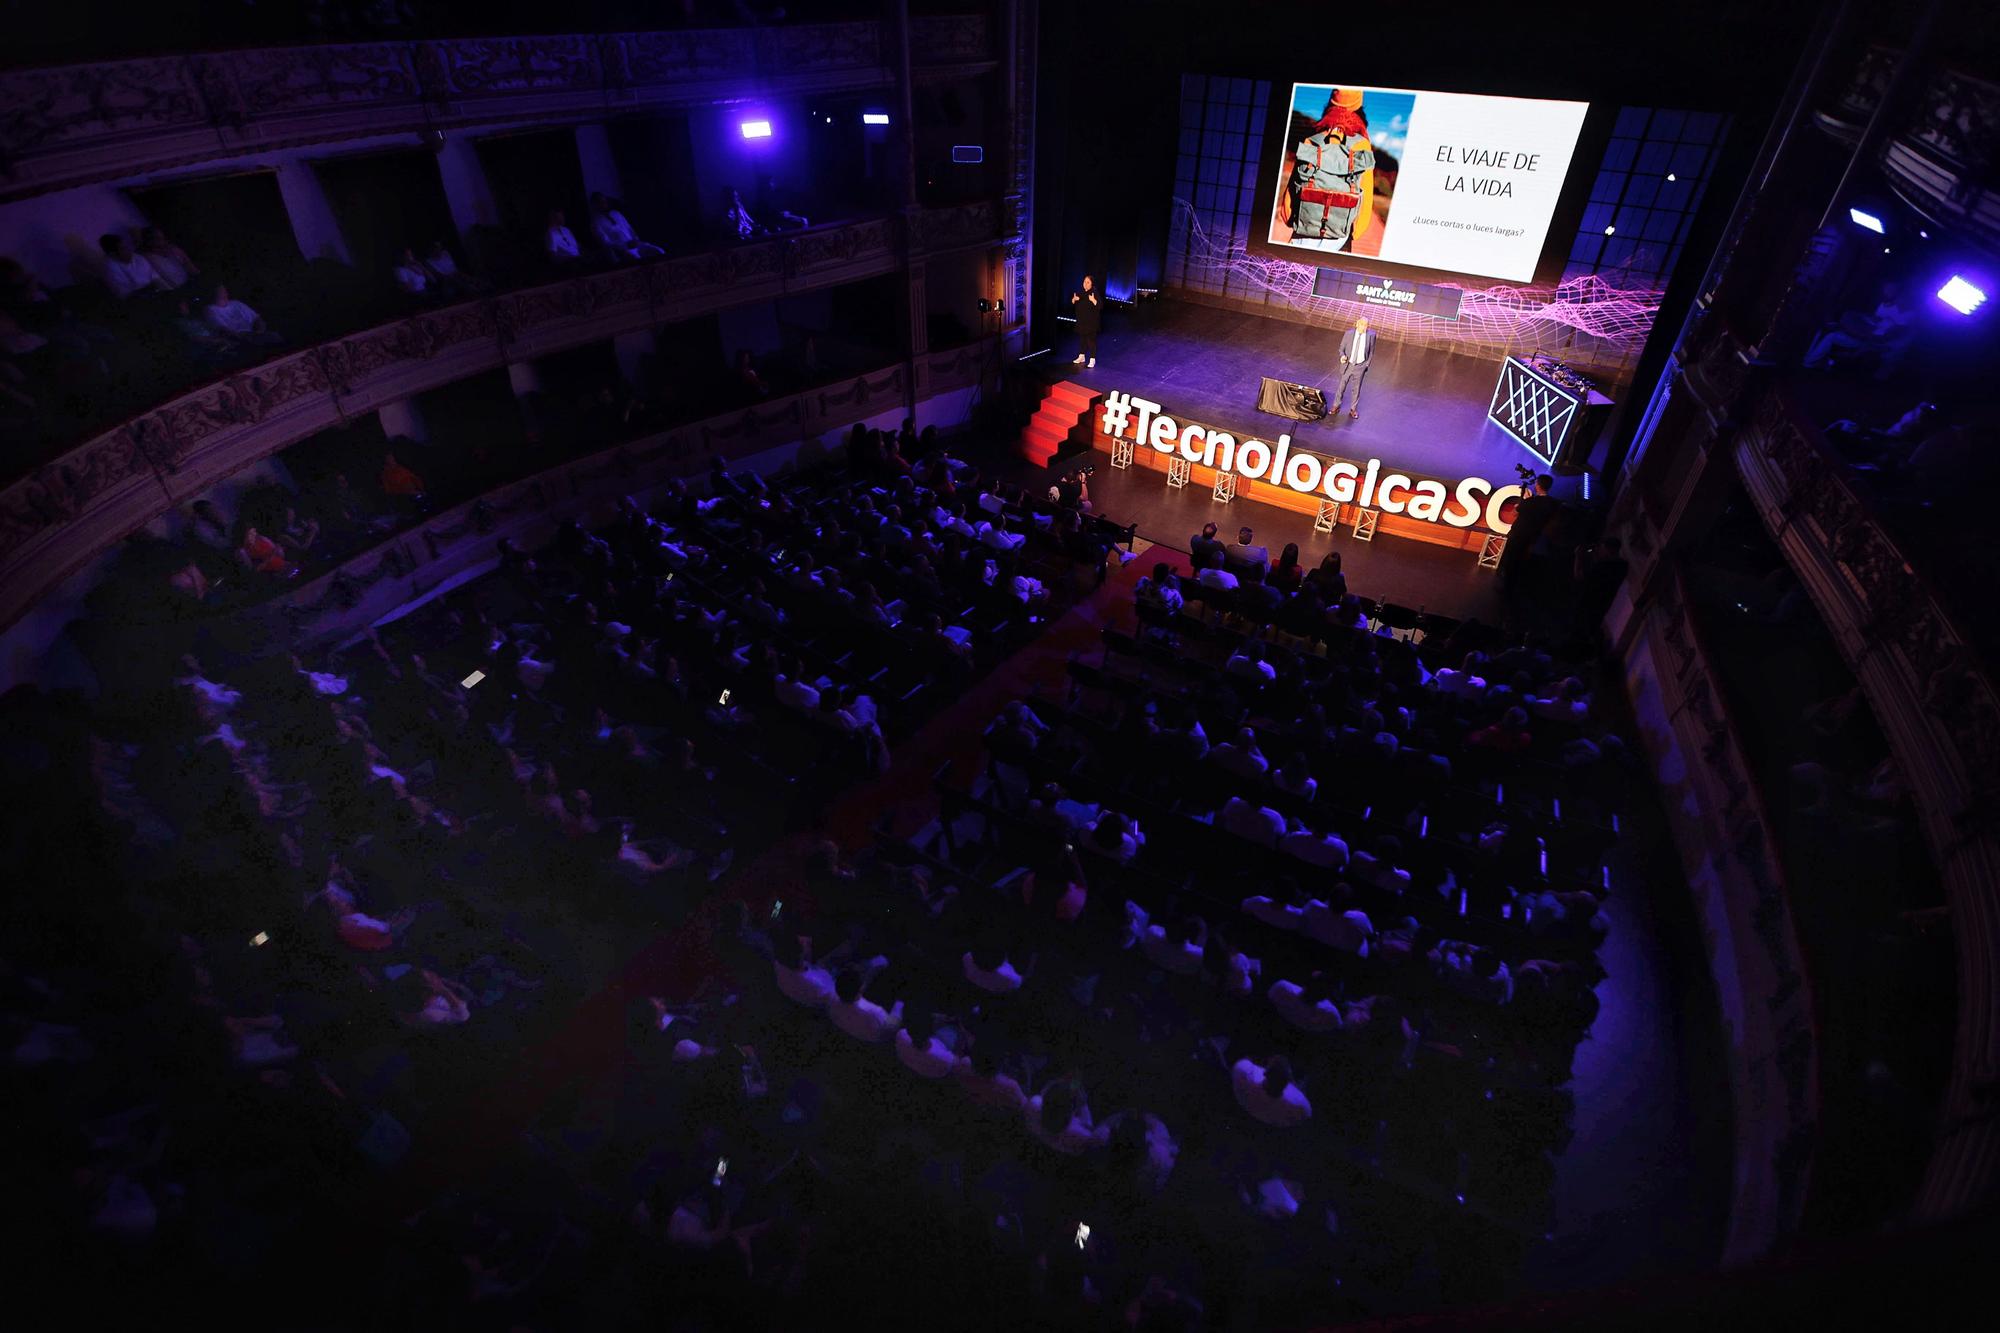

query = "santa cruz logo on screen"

[{"left": 1099, "top": 391, "right": 1524, "bottom": 534}]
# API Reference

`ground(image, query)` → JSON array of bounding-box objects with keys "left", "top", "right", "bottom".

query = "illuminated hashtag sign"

[
  {"left": 1311, "top": 267, "right": 1465, "bottom": 320},
  {"left": 1099, "top": 391, "right": 1523, "bottom": 534},
  {"left": 1487, "top": 356, "right": 1581, "bottom": 466}
]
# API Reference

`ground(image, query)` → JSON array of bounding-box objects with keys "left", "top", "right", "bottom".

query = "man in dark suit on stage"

[{"left": 1332, "top": 316, "right": 1377, "bottom": 420}]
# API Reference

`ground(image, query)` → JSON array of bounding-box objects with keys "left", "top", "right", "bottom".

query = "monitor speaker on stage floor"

[{"left": 1257, "top": 376, "right": 1326, "bottom": 422}]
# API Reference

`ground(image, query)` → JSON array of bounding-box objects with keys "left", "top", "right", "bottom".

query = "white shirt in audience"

[
  {"left": 894, "top": 1029, "right": 958, "bottom": 1079},
  {"left": 393, "top": 262, "right": 430, "bottom": 294},
  {"left": 828, "top": 992, "right": 903, "bottom": 1042},
  {"left": 205, "top": 298, "right": 265, "bottom": 336},
  {"left": 1217, "top": 796, "right": 1285, "bottom": 846},
  {"left": 1133, "top": 920, "right": 1204, "bottom": 976},
  {"left": 1242, "top": 894, "right": 1305, "bottom": 931},
  {"left": 1231, "top": 1058, "right": 1313, "bottom": 1126},
  {"left": 774, "top": 676, "right": 821, "bottom": 713},
  {"left": 546, "top": 225, "right": 581, "bottom": 260},
  {"left": 774, "top": 960, "right": 835, "bottom": 1008},
  {"left": 1224, "top": 652, "right": 1276, "bottom": 682},
  {"left": 103, "top": 253, "right": 164, "bottom": 299},
  {"left": 1280, "top": 827, "right": 1349, "bottom": 870},
  {"left": 1210, "top": 740, "right": 1269, "bottom": 780},
  {"left": 1303, "top": 903, "right": 1375, "bottom": 955},
  {"left": 976, "top": 521, "right": 1024, "bottom": 552},
  {"left": 595, "top": 209, "right": 636, "bottom": 246},
  {"left": 962, "top": 952, "right": 1024, "bottom": 994},
  {"left": 1253, "top": 1176, "right": 1304, "bottom": 1219},
  {"left": 1530, "top": 694, "right": 1589, "bottom": 723},
  {"left": 1268, "top": 979, "right": 1345, "bottom": 1032},
  {"left": 1433, "top": 667, "right": 1488, "bottom": 699},
  {"left": 1197, "top": 566, "right": 1239, "bottom": 591}
]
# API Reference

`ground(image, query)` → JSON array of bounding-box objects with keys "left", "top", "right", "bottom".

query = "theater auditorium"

[{"left": 2, "top": 0, "right": 1994, "bottom": 1326}]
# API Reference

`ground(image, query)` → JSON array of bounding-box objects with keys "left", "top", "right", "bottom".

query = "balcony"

[
  {"left": 1623, "top": 566, "right": 1818, "bottom": 1260},
  {"left": 0, "top": 18, "right": 995, "bottom": 201},
  {"left": 0, "top": 199, "right": 1005, "bottom": 632},
  {"left": 1812, "top": 43, "right": 1898, "bottom": 146},
  {"left": 1733, "top": 379, "right": 2000, "bottom": 1223},
  {"left": 1881, "top": 65, "right": 2000, "bottom": 249},
  {"left": 251, "top": 342, "right": 992, "bottom": 646}
]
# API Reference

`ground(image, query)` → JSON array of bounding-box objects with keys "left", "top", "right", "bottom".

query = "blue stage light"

[
  {"left": 740, "top": 120, "right": 772, "bottom": 140},
  {"left": 1937, "top": 275, "right": 1987, "bottom": 315},
  {"left": 862, "top": 112, "right": 891, "bottom": 126},
  {"left": 1848, "top": 207, "right": 1884, "bottom": 234}
]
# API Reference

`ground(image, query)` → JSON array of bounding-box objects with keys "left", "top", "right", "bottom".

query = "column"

[
  {"left": 612, "top": 330, "right": 658, "bottom": 387},
  {"left": 907, "top": 260, "right": 930, "bottom": 400},
  {"left": 506, "top": 362, "right": 543, "bottom": 399},
  {"left": 434, "top": 134, "right": 500, "bottom": 242},
  {"left": 378, "top": 398, "right": 428, "bottom": 443},
  {"left": 892, "top": 0, "right": 920, "bottom": 410},
  {"left": 574, "top": 123, "right": 625, "bottom": 201},
  {"left": 274, "top": 160, "right": 350, "bottom": 264}
]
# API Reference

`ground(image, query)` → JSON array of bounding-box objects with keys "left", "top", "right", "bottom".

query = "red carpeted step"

[{"left": 1017, "top": 380, "right": 1104, "bottom": 463}]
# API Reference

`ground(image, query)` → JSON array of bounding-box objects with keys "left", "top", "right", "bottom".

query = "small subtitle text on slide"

[
  {"left": 1097, "top": 391, "right": 1523, "bottom": 533},
  {"left": 1407, "top": 216, "right": 1526, "bottom": 239}
]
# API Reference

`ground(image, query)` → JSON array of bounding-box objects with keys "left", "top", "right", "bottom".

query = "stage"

[
  {"left": 1019, "top": 296, "right": 1607, "bottom": 625},
  {"left": 1083, "top": 456, "right": 1507, "bottom": 625},
  {"left": 1050, "top": 296, "right": 1572, "bottom": 484}
]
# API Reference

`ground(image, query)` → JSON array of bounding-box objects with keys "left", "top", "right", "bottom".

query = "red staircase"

[{"left": 1020, "top": 380, "right": 1100, "bottom": 467}]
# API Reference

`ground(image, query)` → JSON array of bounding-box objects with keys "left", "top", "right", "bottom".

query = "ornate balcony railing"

[
  {"left": 253, "top": 341, "right": 993, "bottom": 645},
  {"left": 1736, "top": 384, "right": 2000, "bottom": 1224},
  {"left": 0, "top": 19, "right": 996, "bottom": 201},
  {"left": 1630, "top": 568, "right": 1818, "bottom": 1261},
  {"left": 0, "top": 200, "right": 1005, "bottom": 632}
]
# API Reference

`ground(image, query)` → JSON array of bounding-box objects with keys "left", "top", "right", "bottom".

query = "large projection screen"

[{"left": 1260, "top": 83, "right": 1589, "bottom": 283}]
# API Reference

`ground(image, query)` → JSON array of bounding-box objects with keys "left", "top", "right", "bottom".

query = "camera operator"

[
  {"left": 1498, "top": 472, "right": 1557, "bottom": 596},
  {"left": 1052, "top": 465, "right": 1094, "bottom": 514}
]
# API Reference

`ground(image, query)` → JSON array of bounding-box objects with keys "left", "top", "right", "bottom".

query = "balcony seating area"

[
  {"left": 1674, "top": 496, "right": 1952, "bottom": 1235},
  {"left": 0, "top": 202, "right": 911, "bottom": 482}
]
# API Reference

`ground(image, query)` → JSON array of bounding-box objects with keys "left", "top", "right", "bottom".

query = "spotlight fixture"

[
  {"left": 977, "top": 298, "right": 992, "bottom": 313},
  {"left": 740, "top": 120, "right": 772, "bottom": 139},
  {"left": 1920, "top": 230, "right": 1930, "bottom": 239},
  {"left": 1937, "top": 275, "right": 1987, "bottom": 315},
  {"left": 1666, "top": 172, "right": 1676, "bottom": 181},
  {"left": 1848, "top": 207, "right": 1885, "bottom": 234},
  {"left": 1603, "top": 225, "right": 1615, "bottom": 236},
  {"left": 994, "top": 298, "right": 1005, "bottom": 312},
  {"left": 862, "top": 112, "right": 891, "bottom": 126}
]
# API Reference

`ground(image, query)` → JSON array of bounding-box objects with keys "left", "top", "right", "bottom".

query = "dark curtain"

[
  {"left": 312, "top": 149, "right": 458, "bottom": 308},
  {"left": 607, "top": 114, "right": 704, "bottom": 252},
  {"left": 475, "top": 129, "right": 589, "bottom": 277}
]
